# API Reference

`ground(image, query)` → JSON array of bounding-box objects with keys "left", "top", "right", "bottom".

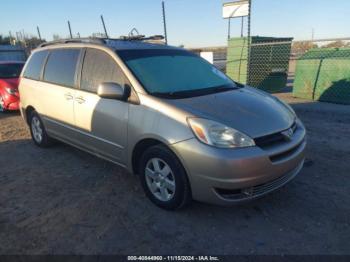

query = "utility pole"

[
  {"left": 68, "top": 21, "right": 73, "bottom": 38},
  {"left": 9, "top": 31, "right": 13, "bottom": 44},
  {"left": 37, "top": 26, "right": 42, "bottom": 40},
  {"left": 16, "top": 32, "right": 20, "bottom": 43},
  {"left": 162, "top": 1, "right": 168, "bottom": 44},
  {"left": 101, "top": 15, "right": 109, "bottom": 38},
  {"left": 241, "top": 17, "right": 244, "bottom": 37}
]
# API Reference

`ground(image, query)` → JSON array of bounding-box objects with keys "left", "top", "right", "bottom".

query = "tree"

[
  {"left": 91, "top": 33, "right": 106, "bottom": 38},
  {"left": 52, "top": 34, "right": 63, "bottom": 41},
  {"left": 0, "top": 35, "right": 11, "bottom": 45},
  {"left": 292, "top": 41, "right": 318, "bottom": 54},
  {"left": 25, "top": 36, "right": 45, "bottom": 49},
  {"left": 324, "top": 40, "right": 349, "bottom": 48}
]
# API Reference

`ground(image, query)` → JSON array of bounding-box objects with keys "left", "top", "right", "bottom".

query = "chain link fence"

[
  {"left": 189, "top": 37, "right": 350, "bottom": 105},
  {"left": 291, "top": 38, "right": 350, "bottom": 104}
]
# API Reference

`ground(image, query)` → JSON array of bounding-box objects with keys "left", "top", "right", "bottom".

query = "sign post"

[
  {"left": 223, "top": 0, "right": 251, "bottom": 83},
  {"left": 247, "top": 0, "right": 252, "bottom": 84},
  {"left": 223, "top": 0, "right": 249, "bottom": 39},
  {"left": 227, "top": 18, "right": 231, "bottom": 40}
]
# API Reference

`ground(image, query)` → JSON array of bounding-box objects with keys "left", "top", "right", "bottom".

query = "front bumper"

[
  {"left": 6, "top": 100, "right": 20, "bottom": 110},
  {"left": 170, "top": 120, "right": 306, "bottom": 205}
]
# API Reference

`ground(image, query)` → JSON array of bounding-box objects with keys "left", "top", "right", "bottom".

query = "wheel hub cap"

[
  {"left": 31, "top": 117, "right": 43, "bottom": 143},
  {"left": 145, "top": 158, "right": 176, "bottom": 202}
]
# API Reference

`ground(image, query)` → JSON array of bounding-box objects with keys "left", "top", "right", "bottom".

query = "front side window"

[
  {"left": 23, "top": 50, "right": 48, "bottom": 80},
  {"left": 0, "top": 63, "right": 24, "bottom": 79},
  {"left": 43, "top": 49, "right": 81, "bottom": 87},
  {"left": 118, "top": 49, "right": 238, "bottom": 98},
  {"left": 81, "top": 48, "right": 127, "bottom": 93}
]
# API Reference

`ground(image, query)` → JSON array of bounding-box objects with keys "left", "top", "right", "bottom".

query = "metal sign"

[
  {"left": 200, "top": 52, "right": 214, "bottom": 64},
  {"left": 223, "top": 1, "right": 249, "bottom": 19}
]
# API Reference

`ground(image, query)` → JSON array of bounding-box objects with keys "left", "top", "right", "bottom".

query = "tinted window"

[
  {"left": 44, "top": 49, "right": 80, "bottom": 87},
  {"left": 23, "top": 51, "right": 48, "bottom": 80},
  {"left": 81, "top": 48, "right": 127, "bottom": 93},
  {"left": 118, "top": 49, "right": 237, "bottom": 98},
  {"left": 0, "top": 63, "right": 24, "bottom": 78}
]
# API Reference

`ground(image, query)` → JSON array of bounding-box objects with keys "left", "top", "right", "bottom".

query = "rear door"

[
  {"left": 40, "top": 48, "right": 82, "bottom": 143},
  {"left": 73, "top": 48, "right": 130, "bottom": 164}
]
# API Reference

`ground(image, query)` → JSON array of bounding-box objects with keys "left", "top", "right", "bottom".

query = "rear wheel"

[
  {"left": 139, "top": 145, "right": 191, "bottom": 210},
  {"left": 29, "top": 111, "right": 54, "bottom": 147}
]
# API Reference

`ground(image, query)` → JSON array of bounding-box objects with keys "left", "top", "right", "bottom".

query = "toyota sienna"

[{"left": 19, "top": 37, "right": 306, "bottom": 210}]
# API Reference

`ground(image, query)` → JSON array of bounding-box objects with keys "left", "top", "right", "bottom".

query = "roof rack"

[
  {"left": 38, "top": 35, "right": 165, "bottom": 48},
  {"left": 39, "top": 38, "right": 106, "bottom": 48}
]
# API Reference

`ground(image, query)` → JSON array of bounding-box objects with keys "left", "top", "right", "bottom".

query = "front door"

[{"left": 73, "top": 48, "right": 130, "bottom": 165}]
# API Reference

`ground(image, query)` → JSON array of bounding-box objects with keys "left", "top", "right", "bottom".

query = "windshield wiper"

[{"left": 152, "top": 85, "right": 239, "bottom": 99}]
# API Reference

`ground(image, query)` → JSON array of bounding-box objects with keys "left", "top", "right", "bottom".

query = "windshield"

[
  {"left": 118, "top": 49, "right": 239, "bottom": 98},
  {"left": 0, "top": 63, "right": 24, "bottom": 79}
]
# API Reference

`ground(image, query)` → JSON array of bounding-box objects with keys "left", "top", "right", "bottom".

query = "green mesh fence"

[
  {"left": 293, "top": 48, "right": 350, "bottom": 104},
  {"left": 226, "top": 36, "right": 293, "bottom": 93},
  {"left": 226, "top": 37, "right": 248, "bottom": 84}
]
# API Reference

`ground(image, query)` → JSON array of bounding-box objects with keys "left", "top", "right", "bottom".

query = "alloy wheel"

[
  {"left": 145, "top": 158, "right": 176, "bottom": 202},
  {"left": 31, "top": 116, "right": 43, "bottom": 143}
]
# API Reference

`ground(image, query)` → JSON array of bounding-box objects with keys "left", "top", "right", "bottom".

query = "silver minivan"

[{"left": 19, "top": 38, "right": 306, "bottom": 210}]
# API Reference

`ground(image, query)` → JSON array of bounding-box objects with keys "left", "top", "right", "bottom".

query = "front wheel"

[
  {"left": 139, "top": 145, "right": 192, "bottom": 210},
  {"left": 29, "top": 111, "right": 54, "bottom": 147}
]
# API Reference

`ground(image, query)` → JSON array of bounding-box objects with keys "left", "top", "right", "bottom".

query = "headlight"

[
  {"left": 187, "top": 118, "right": 255, "bottom": 148},
  {"left": 5, "top": 87, "right": 16, "bottom": 95}
]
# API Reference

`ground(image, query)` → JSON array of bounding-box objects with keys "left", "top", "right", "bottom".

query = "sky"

[{"left": 1, "top": 0, "right": 349, "bottom": 47}]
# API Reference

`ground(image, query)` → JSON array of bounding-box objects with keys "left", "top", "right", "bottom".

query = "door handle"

[
  {"left": 64, "top": 93, "right": 74, "bottom": 100},
  {"left": 75, "top": 96, "right": 86, "bottom": 104}
]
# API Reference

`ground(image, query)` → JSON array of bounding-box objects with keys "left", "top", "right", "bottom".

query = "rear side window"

[
  {"left": 44, "top": 49, "right": 81, "bottom": 87},
  {"left": 81, "top": 48, "right": 128, "bottom": 93},
  {"left": 23, "top": 50, "right": 48, "bottom": 80}
]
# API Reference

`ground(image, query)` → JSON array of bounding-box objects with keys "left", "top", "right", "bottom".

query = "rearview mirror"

[{"left": 97, "top": 82, "right": 130, "bottom": 100}]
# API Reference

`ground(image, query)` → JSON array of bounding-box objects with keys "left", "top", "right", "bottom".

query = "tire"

[
  {"left": 139, "top": 144, "right": 192, "bottom": 210},
  {"left": 29, "top": 111, "right": 54, "bottom": 147}
]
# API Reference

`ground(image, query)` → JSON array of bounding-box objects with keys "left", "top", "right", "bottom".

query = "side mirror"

[{"left": 97, "top": 82, "right": 130, "bottom": 100}]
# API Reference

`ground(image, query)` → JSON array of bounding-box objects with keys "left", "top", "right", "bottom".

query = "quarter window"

[
  {"left": 43, "top": 49, "right": 81, "bottom": 87},
  {"left": 81, "top": 48, "right": 127, "bottom": 93},
  {"left": 23, "top": 50, "right": 48, "bottom": 80}
]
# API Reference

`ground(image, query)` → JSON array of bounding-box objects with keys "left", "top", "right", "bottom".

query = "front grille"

[
  {"left": 269, "top": 142, "right": 303, "bottom": 163},
  {"left": 255, "top": 122, "right": 297, "bottom": 148},
  {"left": 215, "top": 161, "right": 303, "bottom": 201}
]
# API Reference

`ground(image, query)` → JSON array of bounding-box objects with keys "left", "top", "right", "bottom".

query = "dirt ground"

[{"left": 0, "top": 93, "right": 349, "bottom": 255}]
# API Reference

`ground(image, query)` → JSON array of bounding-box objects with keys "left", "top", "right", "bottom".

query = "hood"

[
  {"left": 0, "top": 78, "right": 19, "bottom": 88},
  {"left": 165, "top": 87, "right": 295, "bottom": 138}
]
